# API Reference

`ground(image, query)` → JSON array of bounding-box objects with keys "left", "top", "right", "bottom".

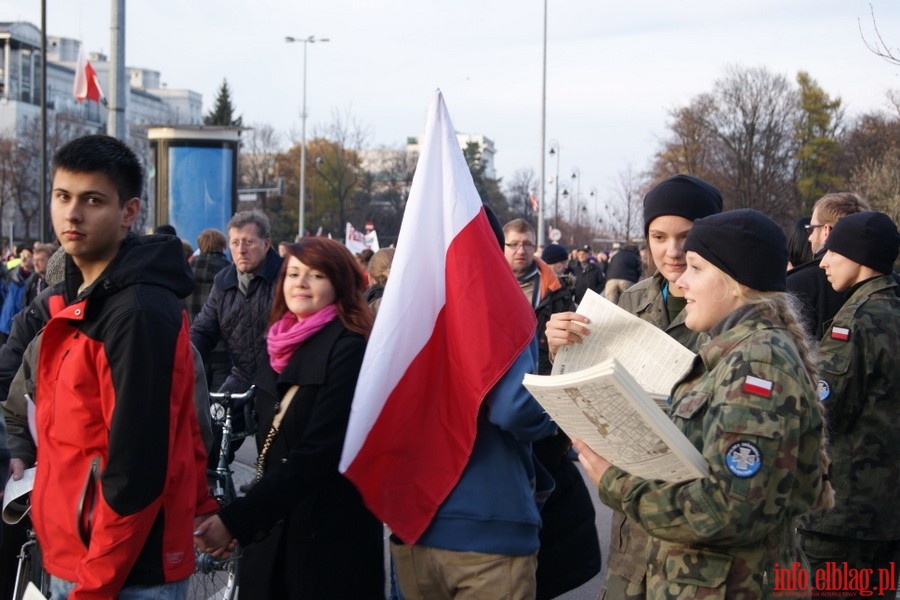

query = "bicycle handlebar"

[{"left": 209, "top": 385, "right": 257, "bottom": 410}]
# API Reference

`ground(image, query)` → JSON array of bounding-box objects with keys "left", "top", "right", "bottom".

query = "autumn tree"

[
  {"left": 238, "top": 123, "right": 284, "bottom": 223},
  {"left": 652, "top": 65, "right": 801, "bottom": 223},
  {"left": 604, "top": 164, "right": 647, "bottom": 243},
  {"left": 504, "top": 168, "right": 537, "bottom": 222},
  {"left": 843, "top": 106, "right": 900, "bottom": 223},
  {"left": 205, "top": 80, "right": 243, "bottom": 127},
  {"left": 310, "top": 110, "right": 368, "bottom": 236}
]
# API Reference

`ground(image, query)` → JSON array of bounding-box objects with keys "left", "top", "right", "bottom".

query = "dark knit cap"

[
  {"left": 643, "top": 174, "right": 723, "bottom": 234},
  {"left": 154, "top": 224, "right": 177, "bottom": 236},
  {"left": 541, "top": 243, "right": 568, "bottom": 265},
  {"left": 824, "top": 211, "right": 899, "bottom": 274},
  {"left": 683, "top": 209, "right": 787, "bottom": 292}
]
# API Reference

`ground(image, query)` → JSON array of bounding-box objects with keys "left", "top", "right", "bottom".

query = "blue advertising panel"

[{"left": 166, "top": 145, "right": 234, "bottom": 249}]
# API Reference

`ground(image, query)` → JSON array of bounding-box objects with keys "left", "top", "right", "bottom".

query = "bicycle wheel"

[{"left": 188, "top": 546, "right": 240, "bottom": 600}]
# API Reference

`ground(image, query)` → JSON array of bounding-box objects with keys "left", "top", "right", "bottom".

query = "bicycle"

[
  {"left": 188, "top": 386, "right": 256, "bottom": 600},
  {"left": 12, "top": 526, "right": 49, "bottom": 600},
  {"left": 4, "top": 464, "right": 48, "bottom": 600}
]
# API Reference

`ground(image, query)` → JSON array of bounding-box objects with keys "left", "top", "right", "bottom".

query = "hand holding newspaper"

[
  {"left": 524, "top": 358, "right": 707, "bottom": 482},
  {"left": 527, "top": 289, "right": 707, "bottom": 483}
]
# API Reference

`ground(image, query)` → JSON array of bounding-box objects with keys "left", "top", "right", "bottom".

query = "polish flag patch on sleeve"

[
  {"left": 742, "top": 375, "right": 774, "bottom": 398},
  {"left": 830, "top": 326, "right": 850, "bottom": 341}
]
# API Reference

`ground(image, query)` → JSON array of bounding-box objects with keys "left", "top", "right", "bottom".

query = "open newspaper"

[
  {"left": 526, "top": 289, "right": 707, "bottom": 483},
  {"left": 524, "top": 358, "right": 707, "bottom": 482},
  {"left": 552, "top": 289, "right": 696, "bottom": 397}
]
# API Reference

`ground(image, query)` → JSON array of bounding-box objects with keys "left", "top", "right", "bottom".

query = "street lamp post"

[
  {"left": 537, "top": 0, "right": 548, "bottom": 247},
  {"left": 549, "top": 140, "right": 560, "bottom": 229},
  {"left": 285, "top": 35, "right": 329, "bottom": 240}
]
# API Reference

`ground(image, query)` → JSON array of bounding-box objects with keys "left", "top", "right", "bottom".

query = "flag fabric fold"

[
  {"left": 339, "top": 90, "right": 537, "bottom": 543},
  {"left": 73, "top": 46, "right": 106, "bottom": 105}
]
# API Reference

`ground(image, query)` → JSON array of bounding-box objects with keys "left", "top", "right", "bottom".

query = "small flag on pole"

[{"left": 73, "top": 46, "right": 107, "bottom": 106}]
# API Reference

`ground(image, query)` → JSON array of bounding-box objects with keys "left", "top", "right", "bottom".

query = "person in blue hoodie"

[
  {"left": 390, "top": 340, "right": 558, "bottom": 599},
  {"left": 0, "top": 247, "right": 34, "bottom": 344},
  {"left": 389, "top": 206, "right": 559, "bottom": 600}
]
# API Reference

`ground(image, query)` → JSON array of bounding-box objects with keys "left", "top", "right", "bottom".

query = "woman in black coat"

[{"left": 194, "top": 237, "right": 383, "bottom": 598}]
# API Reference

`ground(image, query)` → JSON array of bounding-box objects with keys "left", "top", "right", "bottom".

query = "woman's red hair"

[{"left": 269, "top": 238, "right": 374, "bottom": 338}]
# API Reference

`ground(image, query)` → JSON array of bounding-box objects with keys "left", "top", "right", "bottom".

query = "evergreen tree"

[
  {"left": 204, "top": 79, "right": 243, "bottom": 126},
  {"left": 794, "top": 72, "right": 845, "bottom": 213}
]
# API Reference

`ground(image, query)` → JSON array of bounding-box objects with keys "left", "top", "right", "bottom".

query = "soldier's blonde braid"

[{"left": 759, "top": 293, "right": 835, "bottom": 511}]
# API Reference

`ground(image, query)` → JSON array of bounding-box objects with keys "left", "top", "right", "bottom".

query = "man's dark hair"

[{"left": 51, "top": 134, "right": 144, "bottom": 205}]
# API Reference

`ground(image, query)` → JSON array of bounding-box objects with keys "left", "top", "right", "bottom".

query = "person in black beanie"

[
  {"left": 642, "top": 174, "right": 724, "bottom": 237},
  {"left": 541, "top": 243, "right": 574, "bottom": 290},
  {"left": 574, "top": 208, "right": 832, "bottom": 598},
  {"left": 546, "top": 173, "right": 722, "bottom": 600},
  {"left": 799, "top": 212, "right": 900, "bottom": 588}
]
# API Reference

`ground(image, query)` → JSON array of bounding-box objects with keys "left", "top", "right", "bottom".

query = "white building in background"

[
  {"left": 0, "top": 20, "right": 203, "bottom": 137},
  {"left": 0, "top": 20, "right": 204, "bottom": 243},
  {"left": 405, "top": 132, "right": 497, "bottom": 179}
]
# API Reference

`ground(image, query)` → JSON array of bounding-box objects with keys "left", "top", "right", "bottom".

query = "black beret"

[
  {"left": 541, "top": 243, "right": 568, "bottom": 265},
  {"left": 824, "top": 211, "right": 899, "bottom": 274},
  {"left": 643, "top": 174, "right": 723, "bottom": 234},
  {"left": 684, "top": 209, "right": 787, "bottom": 292}
]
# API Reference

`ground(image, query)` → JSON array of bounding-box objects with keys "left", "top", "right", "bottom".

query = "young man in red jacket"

[{"left": 34, "top": 134, "right": 218, "bottom": 599}]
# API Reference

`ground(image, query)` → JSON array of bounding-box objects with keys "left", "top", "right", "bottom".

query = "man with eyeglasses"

[
  {"left": 501, "top": 218, "right": 601, "bottom": 599},
  {"left": 787, "top": 192, "right": 870, "bottom": 340},
  {"left": 191, "top": 210, "right": 283, "bottom": 464},
  {"left": 502, "top": 219, "right": 574, "bottom": 376}
]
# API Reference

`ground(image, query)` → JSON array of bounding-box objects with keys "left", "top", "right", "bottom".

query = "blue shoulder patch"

[
  {"left": 817, "top": 379, "right": 831, "bottom": 402},
  {"left": 725, "top": 441, "right": 762, "bottom": 478}
]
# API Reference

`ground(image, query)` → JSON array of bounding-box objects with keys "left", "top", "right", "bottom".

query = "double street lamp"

[{"left": 285, "top": 35, "right": 330, "bottom": 239}]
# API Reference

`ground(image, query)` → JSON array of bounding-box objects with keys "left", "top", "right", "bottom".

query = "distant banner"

[{"left": 345, "top": 222, "right": 380, "bottom": 254}]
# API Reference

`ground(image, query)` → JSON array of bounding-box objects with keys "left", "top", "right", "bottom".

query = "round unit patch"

[
  {"left": 817, "top": 379, "right": 831, "bottom": 402},
  {"left": 725, "top": 441, "right": 762, "bottom": 478}
]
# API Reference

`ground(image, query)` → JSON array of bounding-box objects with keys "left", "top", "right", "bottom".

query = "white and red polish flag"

[
  {"left": 73, "top": 46, "right": 106, "bottom": 105},
  {"left": 339, "top": 91, "right": 536, "bottom": 543}
]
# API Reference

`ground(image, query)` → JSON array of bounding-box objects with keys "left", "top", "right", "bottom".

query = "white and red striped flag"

[
  {"left": 73, "top": 46, "right": 106, "bottom": 105},
  {"left": 339, "top": 91, "right": 536, "bottom": 543}
]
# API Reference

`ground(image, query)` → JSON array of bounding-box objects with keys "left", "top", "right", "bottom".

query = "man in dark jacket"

[
  {"left": 787, "top": 192, "right": 869, "bottom": 341},
  {"left": 191, "top": 210, "right": 282, "bottom": 458},
  {"left": 572, "top": 244, "right": 605, "bottom": 304}
]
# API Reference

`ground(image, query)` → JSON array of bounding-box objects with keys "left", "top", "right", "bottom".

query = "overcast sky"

[{"left": 7, "top": 0, "right": 900, "bottom": 210}]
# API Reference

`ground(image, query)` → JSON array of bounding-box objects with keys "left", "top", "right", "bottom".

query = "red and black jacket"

[{"left": 32, "top": 234, "right": 219, "bottom": 599}]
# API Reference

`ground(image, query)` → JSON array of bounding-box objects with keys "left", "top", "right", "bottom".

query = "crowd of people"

[{"left": 0, "top": 132, "right": 897, "bottom": 600}]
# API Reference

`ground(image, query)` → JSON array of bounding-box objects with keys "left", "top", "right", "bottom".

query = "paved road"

[{"left": 232, "top": 443, "right": 612, "bottom": 599}]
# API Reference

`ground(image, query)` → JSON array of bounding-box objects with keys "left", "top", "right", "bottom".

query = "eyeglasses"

[
  {"left": 229, "top": 238, "right": 261, "bottom": 249},
  {"left": 505, "top": 242, "right": 536, "bottom": 251},
  {"left": 804, "top": 223, "right": 826, "bottom": 232}
]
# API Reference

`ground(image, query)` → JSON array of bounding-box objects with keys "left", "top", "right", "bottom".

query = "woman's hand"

[
  {"left": 194, "top": 514, "right": 237, "bottom": 558},
  {"left": 573, "top": 438, "right": 612, "bottom": 487},
  {"left": 545, "top": 312, "right": 591, "bottom": 360}
]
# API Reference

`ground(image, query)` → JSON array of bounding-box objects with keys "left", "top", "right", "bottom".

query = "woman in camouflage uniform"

[
  {"left": 547, "top": 173, "right": 723, "bottom": 599},
  {"left": 799, "top": 211, "right": 900, "bottom": 594},
  {"left": 576, "top": 209, "right": 833, "bottom": 599}
]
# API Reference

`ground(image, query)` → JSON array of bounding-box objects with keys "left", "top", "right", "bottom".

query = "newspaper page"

[
  {"left": 552, "top": 289, "right": 695, "bottom": 397},
  {"left": 525, "top": 359, "right": 707, "bottom": 483}
]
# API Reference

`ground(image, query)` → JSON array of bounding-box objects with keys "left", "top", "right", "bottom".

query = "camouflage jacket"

[
  {"left": 618, "top": 273, "right": 709, "bottom": 352},
  {"left": 803, "top": 275, "right": 900, "bottom": 540},
  {"left": 599, "top": 304, "right": 825, "bottom": 599},
  {"left": 604, "top": 273, "right": 709, "bottom": 596}
]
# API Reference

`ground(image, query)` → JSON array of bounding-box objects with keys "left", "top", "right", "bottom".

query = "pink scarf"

[{"left": 267, "top": 304, "right": 339, "bottom": 373}]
